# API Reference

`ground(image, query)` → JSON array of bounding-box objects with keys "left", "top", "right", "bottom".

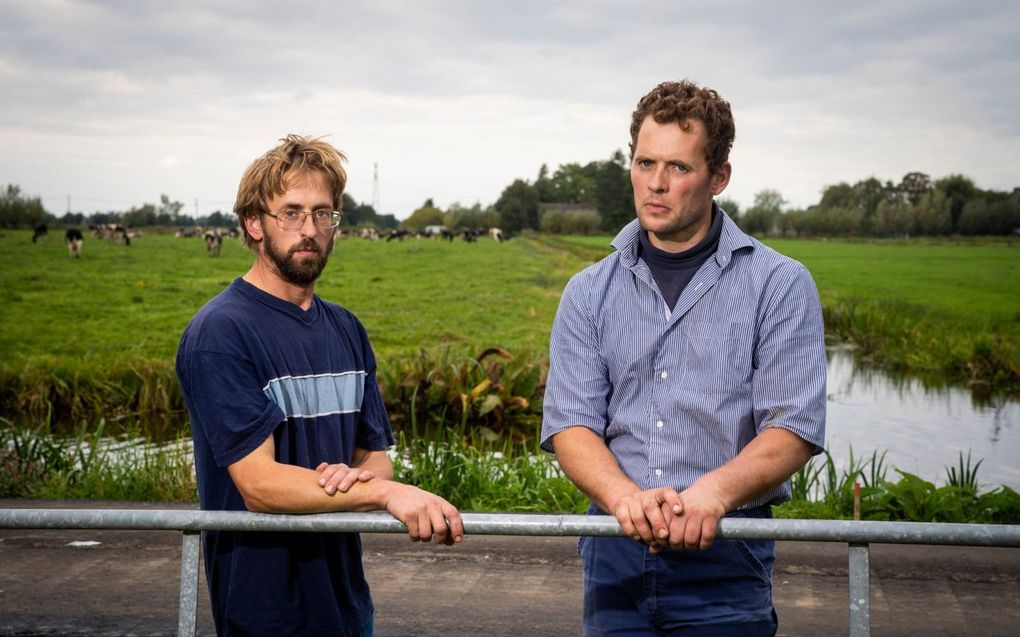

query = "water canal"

[{"left": 825, "top": 348, "right": 1019, "bottom": 489}]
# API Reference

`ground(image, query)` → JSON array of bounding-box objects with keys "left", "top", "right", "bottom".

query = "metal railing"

[{"left": 2, "top": 508, "right": 1019, "bottom": 637}]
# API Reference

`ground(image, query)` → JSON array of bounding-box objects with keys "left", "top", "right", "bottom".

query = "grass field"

[
  {"left": 0, "top": 229, "right": 581, "bottom": 365},
  {"left": 1, "top": 228, "right": 1018, "bottom": 433},
  {"left": 0, "top": 229, "right": 585, "bottom": 431},
  {"left": 549, "top": 234, "right": 1020, "bottom": 394},
  {"left": 2, "top": 228, "right": 1019, "bottom": 517},
  {"left": 547, "top": 234, "right": 1020, "bottom": 327},
  {"left": 767, "top": 239, "right": 1020, "bottom": 324}
]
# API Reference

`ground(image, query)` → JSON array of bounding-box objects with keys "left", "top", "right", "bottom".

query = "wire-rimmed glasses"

[{"left": 264, "top": 208, "right": 343, "bottom": 231}]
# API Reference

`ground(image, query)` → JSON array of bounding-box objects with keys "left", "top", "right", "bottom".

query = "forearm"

[
  {"left": 689, "top": 427, "right": 814, "bottom": 511},
  {"left": 228, "top": 437, "right": 400, "bottom": 514},
  {"left": 227, "top": 436, "right": 463, "bottom": 543},
  {"left": 352, "top": 447, "right": 394, "bottom": 480},
  {"left": 232, "top": 460, "right": 403, "bottom": 514},
  {"left": 552, "top": 426, "right": 641, "bottom": 513}
]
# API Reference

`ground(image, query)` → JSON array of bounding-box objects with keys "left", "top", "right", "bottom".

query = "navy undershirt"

[{"left": 638, "top": 205, "right": 724, "bottom": 311}]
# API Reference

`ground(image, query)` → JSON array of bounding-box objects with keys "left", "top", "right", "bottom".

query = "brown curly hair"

[
  {"left": 233, "top": 134, "right": 348, "bottom": 251},
  {"left": 629, "top": 80, "right": 735, "bottom": 175}
]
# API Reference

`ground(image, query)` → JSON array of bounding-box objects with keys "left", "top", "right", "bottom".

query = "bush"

[{"left": 540, "top": 209, "right": 602, "bottom": 235}]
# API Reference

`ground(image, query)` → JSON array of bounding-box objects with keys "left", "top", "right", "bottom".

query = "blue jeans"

[{"left": 580, "top": 507, "right": 777, "bottom": 636}]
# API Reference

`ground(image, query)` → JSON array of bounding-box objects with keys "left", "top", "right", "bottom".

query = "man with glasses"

[{"left": 177, "top": 135, "right": 463, "bottom": 637}]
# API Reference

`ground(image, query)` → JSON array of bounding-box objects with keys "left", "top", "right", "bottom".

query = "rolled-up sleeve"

[
  {"left": 751, "top": 263, "right": 826, "bottom": 453},
  {"left": 540, "top": 275, "right": 611, "bottom": 453}
]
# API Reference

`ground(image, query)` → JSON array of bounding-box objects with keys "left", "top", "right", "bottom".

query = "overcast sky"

[{"left": 2, "top": 0, "right": 1017, "bottom": 220}]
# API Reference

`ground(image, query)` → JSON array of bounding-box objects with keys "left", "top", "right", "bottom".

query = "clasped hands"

[
  {"left": 316, "top": 461, "right": 463, "bottom": 546},
  {"left": 611, "top": 485, "right": 727, "bottom": 552}
]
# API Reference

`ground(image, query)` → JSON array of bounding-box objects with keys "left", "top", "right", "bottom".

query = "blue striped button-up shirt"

[{"left": 541, "top": 212, "right": 826, "bottom": 508}]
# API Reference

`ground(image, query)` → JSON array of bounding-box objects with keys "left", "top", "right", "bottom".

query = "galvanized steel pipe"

[{"left": 1, "top": 509, "right": 1019, "bottom": 546}]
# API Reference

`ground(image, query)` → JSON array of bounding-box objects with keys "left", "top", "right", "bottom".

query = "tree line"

[
  {"left": 0, "top": 188, "right": 398, "bottom": 232},
  {"left": 3, "top": 163, "right": 1018, "bottom": 237},
  {"left": 394, "top": 150, "right": 632, "bottom": 236},
  {"left": 406, "top": 160, "right": 1019, "bottom": 239},
  {"left": 734, "top": 173, "right": 1020, "bottom": 238}
]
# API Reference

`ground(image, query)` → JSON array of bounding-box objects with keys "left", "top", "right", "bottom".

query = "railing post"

[
  {"left": 178, "top": 531, "right": 201, "bottom": 637},
  {"left": 848, "top": 542, "right": 870, "bottom": 637}
]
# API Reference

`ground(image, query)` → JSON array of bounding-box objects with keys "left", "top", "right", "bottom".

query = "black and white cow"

[
  {"left": 32, "top": 223, "right": 48, "bottom": 243},
  {"left": 204, "top": 230, "right": 223, "bottom": 256},
  {"left": 385, "top": 229, "right": 411, "bottom": 242},
  {"left": 65, "top": 228, "right": 84, "bottom": 258},
  {"left": 112, "top": 225, "right": 130, "bottom": 246}
]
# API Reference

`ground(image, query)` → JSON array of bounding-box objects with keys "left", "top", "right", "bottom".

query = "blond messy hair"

[{"left": 233, "top": 134, "right": 347, "bottom": 251}]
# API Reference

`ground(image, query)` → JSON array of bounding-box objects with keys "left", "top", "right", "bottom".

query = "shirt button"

[
  {"left": 655, "top": 469, "right": 662, "bottom": 477},
  {"left": 656, "top": 420, "right": 664, "bottom": 428},
  {"left": 660, "top": 371, "right": 668, "bottom": 380}
]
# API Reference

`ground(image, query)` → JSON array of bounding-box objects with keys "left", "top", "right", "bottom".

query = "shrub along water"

[
  {"left": 777, "top": 447, "right": 1020, "bottom": 523},
  {"left": 1, "top": 346, "right": 546, "bottom": 442},
  {"left": 2, "top": 420, "right": 1018, "bottom": 524},
  {"left": 377, "top": 347, "right": 544, "bottom": 438},
  {"left": 0, "top": 418, "right": 195, "bottom": 502},
  {"left": 1, "top": 359, "right": 183, "bottom": 431},
  {"left": 823, "top": 297, "right": 1020, "bottom": 398}
]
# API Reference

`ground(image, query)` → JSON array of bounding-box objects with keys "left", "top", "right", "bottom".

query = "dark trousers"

[{"left": 580, "top": 507, "right": 777, "bottom": 636}]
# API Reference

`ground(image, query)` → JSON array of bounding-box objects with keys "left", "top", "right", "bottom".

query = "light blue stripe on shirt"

[{"left": 263, "top": 371, "right": 366, "bottom": 419}]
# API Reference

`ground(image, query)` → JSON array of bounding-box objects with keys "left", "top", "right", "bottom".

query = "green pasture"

[
  {"left": 2, "top": 228, "right": 1020, "bottom": 518},
  {"left": 548, "top": 234, "right": 1020, "bottom": 393},
  {"left": 1, "top": 228, "right": 1018, "bottom": 431},
  {"left": 766, "top": 238, "right": 1020, "bottom": 326},
  {"left": 0, "top": 229, "right": 580, "bottom": 367},
  {"left": 548, "top": 234, "right": 1020, "bottom": 327},
  {"left": 0, "top": 229, "right": 585, "bottom": 430}
]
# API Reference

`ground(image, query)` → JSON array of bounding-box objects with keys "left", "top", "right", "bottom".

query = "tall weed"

[
  {"left": 377, "top": 347, "right": 544, "bottom": 437},
  {"left": 0, "top": 419, "right": 197, "bottom": 502}
]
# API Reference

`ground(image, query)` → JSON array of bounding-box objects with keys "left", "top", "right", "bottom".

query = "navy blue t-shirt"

[{"left": 176, "top": 278, "right": 395, "bottom": 637}]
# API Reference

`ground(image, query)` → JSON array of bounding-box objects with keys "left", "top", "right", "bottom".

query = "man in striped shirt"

[{"left": 541, "top": 81, "right": 826, "bottom": 636}]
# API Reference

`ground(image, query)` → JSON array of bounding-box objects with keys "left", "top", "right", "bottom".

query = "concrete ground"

[{"left": 1, "top": 501, "right": 1018, "bottom": 636}]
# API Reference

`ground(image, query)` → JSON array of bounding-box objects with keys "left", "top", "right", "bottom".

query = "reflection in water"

[{"left": 825, "top": 348, "right": 1020, "bottom": 489}]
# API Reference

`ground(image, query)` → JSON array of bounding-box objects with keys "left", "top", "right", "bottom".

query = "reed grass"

[
  {"left": 3, "top": 419, "right": 1017, "bottom": 523},
  {"left": 393, "top": 428, "right": 588, "bottom": 514},
  {"left": 0, "top": 358, "right": 184, "bottom": 432},
  {"left": 0, "top": 418, "right": 196, "bottom": 501},
  {"left": 776, "top": 448, "right": 1020, "bottom": 523}
]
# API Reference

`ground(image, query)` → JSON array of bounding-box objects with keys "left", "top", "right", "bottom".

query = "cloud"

[{"left": 0, "top": 0, "right": 1017, "bottom": 216}]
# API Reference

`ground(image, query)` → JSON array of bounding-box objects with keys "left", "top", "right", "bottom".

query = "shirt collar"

[{"left": 611, "top": 202, "right": 754, "bottom": 270}]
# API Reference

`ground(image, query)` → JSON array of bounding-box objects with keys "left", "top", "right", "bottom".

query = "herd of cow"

[
  {"left": 175, "top": 226, "right": 241, "bottom": 257},
  {"left": 31, "top": 222, "right": 507, "bottom": 259},
  {"left": 346, "top": 227, "right": 506, "bottom": 243},
  {"left": 31, "top": 222, "right": 136, "bottom": 258}
]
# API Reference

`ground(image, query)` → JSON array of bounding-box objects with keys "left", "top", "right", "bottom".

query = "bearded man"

[{"left": 177, "top": 135, "right": 463, "bottom": 637}]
